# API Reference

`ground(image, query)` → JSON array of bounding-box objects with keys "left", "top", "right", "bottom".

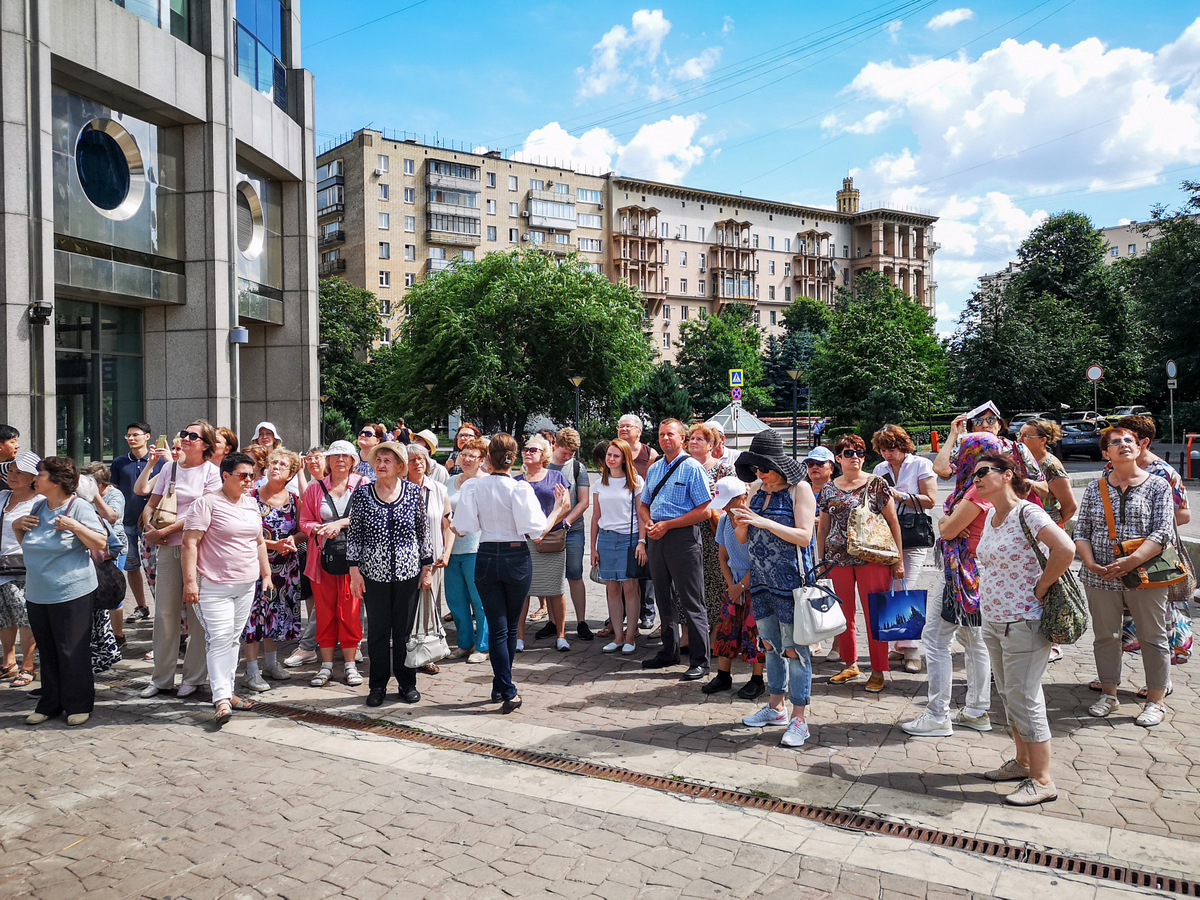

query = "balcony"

[
  {"left": 318, "top": 258, "right": 347, "bottom": 277},
  {"left": 424, "top": 257, "right": 454, "bottom": 275},
  {"left": 427, "top": 228, "right": 482, "bottom": 248},
  {"left": 427, "top": 170, "right": 481, "bottom": 193},
  {"left": 429, "top": 200, "right": 481, "bottom": 219},
  {"left": 527, "top": 191, "right": 578, "bottom": 231},
  {"left": 317, "top": 202, "right": 344, "bottom": 219},
  {"left": 318, "top": 230, "right": 345, "bottom": 247}
]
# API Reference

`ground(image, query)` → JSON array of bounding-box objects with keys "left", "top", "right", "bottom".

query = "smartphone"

[{"left": 155, "top": 435, "right": 168, "bottom": 450}]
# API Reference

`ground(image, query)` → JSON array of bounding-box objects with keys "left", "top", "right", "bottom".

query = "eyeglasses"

[
  {"left": 840, "top": 448, "right": 867, "bottom": 458},
  {"left": 179, "top": 430, "right": 205, "bottom": 442},
  {"left": 970, "top": 416, "right": 999, "bottom": 427},
  {"left": 1107, "top": 437, "right": 1138, "bottom": 446},
  {"left": 971, "top": 465, "right": 1000, "bottom": 482}
]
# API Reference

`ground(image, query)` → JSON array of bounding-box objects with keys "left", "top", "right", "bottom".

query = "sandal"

[
  {"left": 11, "top": 670, "right": 35, "bottom": 688},
  {"left": 229, "top": 695, "right": 254, "bottom": 710},
  {"left": 420, "top": 663, "right": 440, "bottom": 675},
  {"left": 1137, "top": 685, "right": 1173, "bottom": 700},
  {"left": 597, "top": 625, "right": 615, "bottom": 638},
  {"left": 213, "top": 700, "right": 232, "bottom": 728},
  {"left": 311, "top": 669, "right": 332, "bottom": 687},
  {"left": 0, "top": 663, "right": 18, "bottom": 679}
]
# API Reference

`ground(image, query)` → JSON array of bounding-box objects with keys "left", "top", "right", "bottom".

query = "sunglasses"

[
  {"left": 840, "top": 448, "right": 866, "bottom": 458},
  {"left": 359, "top": 430, "right": 376, "bottom": 437},
  {"left": 754, "top": 465, "right": 772, "bottom": 474},
  {"left": 228, "top": 470, "right": 255, "bottom": 481},
  {"left": 1107, "top": 437, "right": 1138, "bottom": 446},
  {"left": 969, "top": 416, "right": 999, "bottom": 427},
  {"left": 971, "top": 465, "right": 1000, "bottom": 482},
  {"left": 522, "top": 447, "right": 540, "bottom": 453},
  {"left": 179, "top": 430, "right": 205, "bottom": 442}
]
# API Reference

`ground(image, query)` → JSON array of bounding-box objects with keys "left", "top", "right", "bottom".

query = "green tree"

[
  {"left": 390, "top": 249, "right": 653, "bottom": 436},
  {"left": 624, "top": 362, "right": 692, "bottom": 441},
  {"left": 674, "top": 304, "right": 771, "bottom": 416},
  {"left": 810, "top": 271, "right": 945, "bottom": 434},
  {"left": 781, "top": 295, "right": 833, "bottom": 336},
  {"left": 318, "top": 277, "right": 387, "bottom": 428},
  {"left": 762, "top": 330, "right": 816, "bottom": 411}
]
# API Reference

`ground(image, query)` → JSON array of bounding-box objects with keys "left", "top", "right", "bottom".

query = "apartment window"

[
  {"left": 784, "top": 238, "right": 791, "bottom": 252},
  {"left": 698, "top": 279, "right": 705, "bottom": 295},
  {"left": 555, "top": 233, "right": 569, "bottom": 245},
  {"left": 378, "top": 184, "right": 389, "bottom": 201},
  {"left": 663, "top": 305, "right": 671, "bottom": 321},
  {"left": 662, "top": 333, "right": 671, "bottom": 350},
  {"left": 378, "top": 213, "right": 389, "bottom": 230},
  {"left": 1146, "top": 240, "right": 1154, "bottom": 251},
  {"left": 404, "top": 273, "right": 415, "bottom": 287},
  {"left": 753, "top": 310, "right": 760, "bottom": 325},
  {"left": 680, "top": 251, "right": 687, "bottom": 268},
  {"left": 769, "top": 286, "right": 775, "bottom": 300},
  {"left": 699, "top": 253, "right": 706, "bottom": 269},
  {"left": 509, "top": 202, "right": 519, "bottom": 217},
  {"left": 461, "top": 250, "right": 475, "bottom": 261},
  {"left": 486, "top": 172, "right": 496, "bottom": 187},
  {"left": 660, "top": 222, "right": 670, "bottom": 238},
  {"left": 404, "top": 244, "right": 415, "bottom": 261},
  {"left": 752, "top": 234, "right": 759, "bottom": 248},
  {"left": 681, "top": 225, "right": 689, "bottom": 241},
  {"left": 530, "top": 231, "right": 545, "bottom": 244},
  {"left": 784, "top": 262, "right": 791, "bottom": 276},
  {"left": 404, "top": 187, "right": 416, "bottom": 203},
  {"left": 381, "top": 299, "right": 391, "bottom": 317},
  {"left": 320, "top": 249, "right": 340, "bottom": 264},
  {"left": 554, "top": 182, "right": 569, "bottom": 194},
  {"left": 680, "top": 278, "right": 687, "bottom": 294},
  {"left": 487, "top": 225, "right": 497, "bottom": 241},
  {"left": 1111, "top": 247, "right": 1119, "bottom": 257},
  {"left": 577, "top": 213, "right": 603, "bottom": 229},
  {"left": 578, "top": 188, "right": 601, "bottom": 203},
  {"left": 755, "top": 285, "right": 760, "bottom": 298},
  {"left": 320, "top": 220, "right": 342, "bottom": 240},
  {"left": 681, "top": 305, "right": 689, "bottom": 320},
  {"left": 530, "top": 179, "right": 544, "bottom": 191},
  {"left": 508, "top": 175, "right": 518, "bottom": 190},
  {"left": 1129, "top": 244, "right": 1137, "bottom": 255},
  {"left": 404, "top": 158, "right": 415, "bottom": 175},
  {"left": 784, "top": 286, "right": 791, "bottom": 301},
  {"left": 664, "top": 249, "right": 669, "bottom": 265},
  {"left": 770, "top": 311, "right": 777, "bottom": 325},
  {"left": 578, "top": 237, "right": 603, "bottom": 252},
  {"left": 379, "top": 271, "right": 390, "bottom": 288},
  {"left": 843, "top": 245, "right": 849, "bottom": 258},
  {"left": 486, "top": 199, "right": 497, "bottom": 215},
  {"left": 429, "top": 247, "right": 446, "bottom": 261},
  {"left": 509, "top": 228, "right": 519, "bottom": 243},
  {"left": 769, "top": 260, "right": 775, "bottom": 276},
  {"left": 768, "top": 236, "right": 775, "bottom": 250},
  {"left": 405, "top": 216, "right": 415, "bottom": 232},
  {"left": 316, "top": 159, "right": 343, "bottom": 180},
  {"left": 378, "top": 242, "right": 390, "bottom": 259},
  {"left": 376, "top": 155, "right": 389, "bottom": 173}
]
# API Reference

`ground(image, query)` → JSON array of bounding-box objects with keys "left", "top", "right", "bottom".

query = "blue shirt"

[
  {"left": 110, "top": 452, "right": 163, "bottom": 526},
  {"left": 22, "top": 496, "right": 103, "bottom": 604},
  {"left": 640, "top": 453, "right": 712, "bottom": 522},
  {"left": 714, "top": 514, "right": 751, "bottom": 582}
]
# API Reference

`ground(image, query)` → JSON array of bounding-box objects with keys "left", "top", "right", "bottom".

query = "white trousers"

[
  {"left": 191, "top": 577, "right": 256, "bottom": 703},
  {"left": 921, "top": 564, "right": 992, "bottom": 718}
]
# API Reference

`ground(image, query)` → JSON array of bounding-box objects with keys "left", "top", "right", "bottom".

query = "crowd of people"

[{"left": 0, "top": 405, "right": 1191, "bottom": 808}]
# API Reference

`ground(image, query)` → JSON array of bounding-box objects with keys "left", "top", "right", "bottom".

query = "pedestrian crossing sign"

[{"left": 729, "top": 369, "right": 743, "bottom": 387}]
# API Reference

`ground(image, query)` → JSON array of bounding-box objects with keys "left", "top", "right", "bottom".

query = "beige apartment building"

[{"left": 316, "top": 130, "right": 938, "bottom": 361}]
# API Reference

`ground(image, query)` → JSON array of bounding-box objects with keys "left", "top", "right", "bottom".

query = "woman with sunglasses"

[
  {"left": 816, "top": 434, "right": 904, "bottom": 692},
  {"left": 181, "top": 452, "right": 272, "bottom": 726},
  {"left": 516, "top": 435, "right": 571, "bottom": 651},
  {"left": 934, "top": 403, "right": 1041, "bottom": 484},
  {"left": 140, "top": 421, "right": 222, "bottom": 699},
  {"left": 354, "top": 424, "right": 384, "bottom": 483}
]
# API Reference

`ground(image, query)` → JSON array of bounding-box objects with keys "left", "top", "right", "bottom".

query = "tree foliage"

[
  {"left": 674, "top": 304, "right": 771, "bottom": 416},
  {"left": 623, "top": 362, "right": 693, "bottom": 439},
  {"left": 762, "top": 330, "right": 817, "bottom": 411},
  {"left": 390, "top": 249, "right": 653, "bottom": 436},
  {"left": 318, "top": 277, "right": 387, "bottom": 428},
  {"left": 810, "top": 270, "right": 945, "bottom": 434},
  {"left": 780, "top": 296, "right": 833, "bottom": 336}
]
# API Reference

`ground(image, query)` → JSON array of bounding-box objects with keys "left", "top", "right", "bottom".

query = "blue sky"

[{"left": 301, "top": 1, "right": 1200, "bottom": 332}]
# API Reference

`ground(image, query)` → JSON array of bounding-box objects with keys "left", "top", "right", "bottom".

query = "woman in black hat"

[{"left": 729, "top": 431, "right": 819, "bottom": 749}]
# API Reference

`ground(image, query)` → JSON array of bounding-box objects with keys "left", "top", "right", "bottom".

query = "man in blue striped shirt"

[{"left": 638, "top": 419, "right": 713, "bottom": 679}]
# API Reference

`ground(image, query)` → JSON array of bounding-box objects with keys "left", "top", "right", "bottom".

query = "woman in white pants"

[{"left": 182, "top": 452, "right": 271, "bottom": 727}]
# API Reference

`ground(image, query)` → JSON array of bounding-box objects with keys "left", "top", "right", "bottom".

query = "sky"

[{"left": 300, "top": 1, "right": 1200, "bottom": 334}]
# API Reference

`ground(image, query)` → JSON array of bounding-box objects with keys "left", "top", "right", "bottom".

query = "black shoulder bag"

[{"left": 317, "top": 480, "right": 352, "bottom": 575}]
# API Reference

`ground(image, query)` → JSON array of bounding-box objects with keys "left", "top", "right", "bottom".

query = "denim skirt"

[{"left": 597, "top": 529, "right": 638, "bottom": 582}]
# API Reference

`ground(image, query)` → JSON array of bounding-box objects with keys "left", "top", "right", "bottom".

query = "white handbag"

[
  {"left": 792, "top": 558, "right": 847, "bottom": 645},
  {"left": 405, "top": 587, "right": 450, "bottom": 668}
]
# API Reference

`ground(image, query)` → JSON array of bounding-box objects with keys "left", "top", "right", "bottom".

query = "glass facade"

[
  {"left": 235, "top": 0, "right": 287, "bottom": 111},
  {"left": 111, "top": 0, "right": 189, "bottom": 43},
  {"left": 55, "top": 300, "right": 144, "bottom": 463}
]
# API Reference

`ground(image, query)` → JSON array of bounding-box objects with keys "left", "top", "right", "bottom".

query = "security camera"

[{"left": 28, "top": 301, "right": 52, "bottom": 325}]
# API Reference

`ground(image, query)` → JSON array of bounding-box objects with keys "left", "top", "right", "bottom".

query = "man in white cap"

[{"left": 412, "top": 430, "right": 449, "bottom": 485}]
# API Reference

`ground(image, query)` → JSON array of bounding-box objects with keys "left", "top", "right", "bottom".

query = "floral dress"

[
  {"left": 818, "top": 477, "right": 890, "bottom": 568},
  {"left": 242, "top": 489, "right": 302, "bottom": 643},
  {"left": 699, "top": 457, "right": 734, "bottom": 633}
]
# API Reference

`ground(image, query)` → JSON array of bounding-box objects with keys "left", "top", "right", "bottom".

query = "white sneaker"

[
  {"left": 449, "top": 647, "right": 472, "bottom": 660},
  {"left": 780, "top": 718, "right": 810, "bottom": 748},
  {"left": 262, "top": 662, "right": 291, "bottom": 681},
  {"left": 284, "top": 649, "right": 317, "bottom": 668},
  {"left": 603, "top": 642, "right": 621, "bottom": 653},
  {"left": 177, "top": 683, "right": 198, "bottom": 698},
  {"left": 467, "top": 651, "right": 489, "bottom": 664},
  {"left": 900, "top": 710, "right": 953, "bottom": 737},
  {"left": 622, "top": 643, "right": 636, "bottom": 654},
  {"left": 241, "top": 672, "right": 270, "bottom": 693},
  {"left": 742, "top": 705, "right": 789, "bottom": 728},
  {"left": 139, "top": 684, "right": 162, "bottom": 699},
  {"left": 950, "top": 709, "right": 992, "bottom": 732}
]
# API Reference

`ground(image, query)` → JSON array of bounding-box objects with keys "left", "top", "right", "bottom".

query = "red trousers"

[
  {"left": 312, "top": 573, "right": 362, "bottom": 650},
  {"left": 831, "top": 562, "right": 894, "bottom": 673}
]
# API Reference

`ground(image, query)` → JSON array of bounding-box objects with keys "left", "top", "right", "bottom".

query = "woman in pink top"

[
  {"left": 182, "top": 452, "right": 271, "bottom": 726},
  {"left": 140, "top": 421, "right": 222, "bottom": 699}
]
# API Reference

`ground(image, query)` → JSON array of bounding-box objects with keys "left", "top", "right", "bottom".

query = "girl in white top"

[
  {"left": 0, "top": 452, "right": 40, "bottom": 686},
  {"left": 589, "top": 439, "right": 645, "bottom": 653}
]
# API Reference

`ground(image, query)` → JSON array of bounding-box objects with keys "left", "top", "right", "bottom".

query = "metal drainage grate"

[{"left": 237, "top": 699, "right": 1199, "bottom": 896}]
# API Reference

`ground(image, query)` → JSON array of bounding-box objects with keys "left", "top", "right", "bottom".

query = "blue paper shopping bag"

[{"left": 868, "top": 582, "right": 927, "bottom": 642}]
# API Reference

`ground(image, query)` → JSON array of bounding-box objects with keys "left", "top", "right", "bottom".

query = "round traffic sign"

[
  {"left": 1167, "top": 360, "right": 1178, "bottom": 378},
  {"left": 1086, "top": 364, "right": 1104, "bottom": 382}
]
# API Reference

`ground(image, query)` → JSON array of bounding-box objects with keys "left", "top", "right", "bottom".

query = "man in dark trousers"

[{"left": 638, "top": 419, "right": 713, "bottom": 680}]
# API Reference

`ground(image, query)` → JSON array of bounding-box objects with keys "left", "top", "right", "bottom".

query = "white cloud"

[
  {"left": 577, "top": 9, "right": 672, "bottom": 98},
  {"left": 722, "top": 16, "right": 734, "bottom": 34},
  {"left": 885, "top": 20, "right": 903, "bottom": 42},
  {"left": 926, "top": 8, "right": 975, "bottom": 30},
  {"left": 671, "top": 47, "right": 722, "bottom": 82},
  {"left": 515, "top": 114, "right": 710, "bottom": 183}
]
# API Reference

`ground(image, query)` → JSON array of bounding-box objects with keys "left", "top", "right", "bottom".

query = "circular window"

[
  {"left": 235, "top": 181, "right": 265, "bottom": 260},
  {"left": 74, "top": 119, "right": 145, "bottom": 220}
]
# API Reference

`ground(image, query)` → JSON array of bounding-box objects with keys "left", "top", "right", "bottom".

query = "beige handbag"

[
  {"left": 148, "top": 462, "right": 178, "bottom": 530},
  {"left": 847, "top": 498, "right": 899, "bottom": 566}
]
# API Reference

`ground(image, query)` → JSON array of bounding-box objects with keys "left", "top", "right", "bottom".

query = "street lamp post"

[
  {"left": 786, "top": 369, "right": 801, "bottom": 459},
  {"left": 319, "top": 394, "right": 329, "bottom": 445},
  {"left": 424, "top": 383, "right": 436, "bottom": 434},
  {"left": 568, "top": 376, "right": 585, "bottom": 428}
]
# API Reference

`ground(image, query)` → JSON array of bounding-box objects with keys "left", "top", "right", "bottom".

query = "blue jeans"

[
  {"left": 445, "top": 553, "right": 488, "bottom": 651},
  {"left": 474, "top": 542, "right": 532, "bottom": 702},
  {"left": 565, "top": 529, "right": 585, "bottom": 581},
  {"left": 755, "top": 614, "right": 811, "bottom": 707}
]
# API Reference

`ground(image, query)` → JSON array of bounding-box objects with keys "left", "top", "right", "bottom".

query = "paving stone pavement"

[{"left": 1, "top": 691, "right": 1016, "bottom": 900}]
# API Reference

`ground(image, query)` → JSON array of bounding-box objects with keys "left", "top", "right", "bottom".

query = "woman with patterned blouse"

[
  {"left": 688, "top": 423, "right": 734, "bottom": 640},
  {"left": 817, "top": 434, "right": 904, "bottom": 692},
  {"left": 1075, "top": 427, "right": 1177, "bottom": 729},
  {"left": 348, "top": 441, "right": 434, "bottom": 707},
  {"left": 240, "top": 449, "right": 304, "bottom": 694},
  {"left": 1017, "top": 420, "right": 1076, "bottom": 526}
]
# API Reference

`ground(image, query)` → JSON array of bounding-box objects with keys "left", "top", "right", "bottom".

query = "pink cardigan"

[{"left": 299, "top": 474, "right": 363, "bottom": 583}]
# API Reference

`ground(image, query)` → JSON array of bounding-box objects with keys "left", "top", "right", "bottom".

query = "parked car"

[
  {"left": 1112, "top": 405, "right": 1152, "bottom": 418},
  {"left": 1059, "top": 420, "right": 1103, "bottom": 461}
]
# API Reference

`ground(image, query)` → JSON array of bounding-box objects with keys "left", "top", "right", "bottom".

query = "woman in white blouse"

[{"left": 453, "top": 434, "right": 569, "bottom": 713}]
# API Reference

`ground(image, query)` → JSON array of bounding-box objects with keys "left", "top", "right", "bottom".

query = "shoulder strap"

[
  {"left": 1016, "top": 505, "right": 1049, "bottom": 570},
  {"left": 169, "top": 461, "right": 178, "bottom": 487},
  {"left": 648, "top": 455, "right": 687, "bottom": 505},
  {"left": 573, "top": 458, "right": 581, "bottom": 483},
  {"left": 0, "top": 489, "right": 11, "bottom": 535},
  {"left": 1098, "top": 477, "right": 1119, "bottom": 543}
]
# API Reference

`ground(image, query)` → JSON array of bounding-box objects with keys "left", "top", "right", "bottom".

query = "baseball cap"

[
  {"left": 805, "top": 446, "right": 836, "bottom": 464},
  {"left": 710, "top": 475, "right": 748, "bottom": 511}
]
